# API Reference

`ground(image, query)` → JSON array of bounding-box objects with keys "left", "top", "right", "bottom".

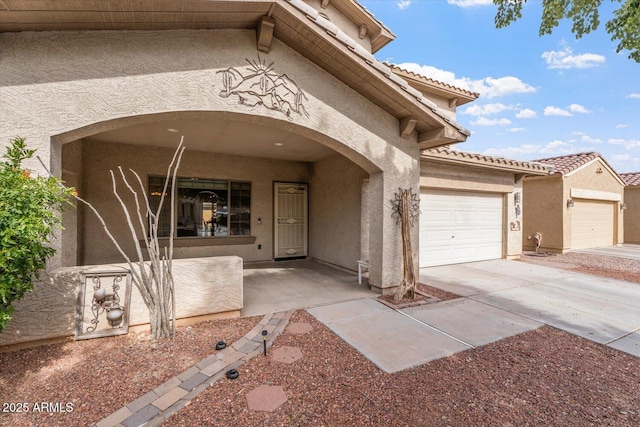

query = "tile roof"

[
  {"left": 533, "top": 152, "right": 626, "bottom": 185},
  {"left": 286, "top": 0, "right": 471, "bottom": 138},
  {"left": 422, "top": 147, "right": 553, "bottom": 174},
  {"left": 532, "top": 152, "right": 601, "bottom": 175},
  {"left": 385, "top": 63, "right": 480, "bottom": 99},
  {"left": 621, "top": 172, "right": 640, "bottom": 186}
]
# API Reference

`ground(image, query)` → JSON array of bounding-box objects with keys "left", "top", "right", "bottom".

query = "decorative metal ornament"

[
  {"left": 75, "top": 270, "right": 132, "bottom": 340},
  {"left": 390, "top": 188, "right": 420, "bottom": 226},
  {"left": 216, "top": 56, "right": 309, "bottom": 120}
]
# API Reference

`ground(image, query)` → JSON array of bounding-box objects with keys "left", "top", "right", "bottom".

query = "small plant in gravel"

[{"left": 0, "top": 137, "right": 72, "bottom": 332}]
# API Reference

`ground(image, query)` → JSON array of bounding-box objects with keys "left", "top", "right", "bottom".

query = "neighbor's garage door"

[
  {"left": 570, "top": 199, "right": 615, "bottom": 250},
  {"left": 420, "top": 189, "right": 503, "bottom": 267}
]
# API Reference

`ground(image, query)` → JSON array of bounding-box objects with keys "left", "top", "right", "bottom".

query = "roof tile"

[
  {"left": 532, "top": 152, "right": 600, "bottom": 175},
  {"left": 621, "top": 172, "right": 640, "bottom": 186},
  {"left": 423, "top": 147, "right": 552, "bottom": 173}
]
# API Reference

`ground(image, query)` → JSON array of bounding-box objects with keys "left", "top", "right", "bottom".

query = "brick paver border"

[{"left": 93, "top": 310, "right": 295, "bottom": 427}]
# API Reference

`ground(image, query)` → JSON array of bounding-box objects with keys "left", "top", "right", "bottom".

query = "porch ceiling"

[{"left": 88, "top": 117, "right": 336, "bottom": 162}]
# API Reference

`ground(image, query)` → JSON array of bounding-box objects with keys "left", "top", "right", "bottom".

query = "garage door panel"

[
  {"left": 420, "top": 189, "right": 503, "bottom": 267},
  {"left": 571, "top": 199, "right": 614, "bottom": 250}
]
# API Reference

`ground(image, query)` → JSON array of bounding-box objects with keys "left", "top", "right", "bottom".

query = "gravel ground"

[
  {"left": 3, "top": 252, "right": 640, "bottom": 426},
  {"left": 520, "top": 251, "right": 640, "bottom": 283},
  {"left": 167, "top": 310, "right": 640, "bottom": 426},
  {"left": 0, "top": 316, "right": 259, "bottom": 427}
]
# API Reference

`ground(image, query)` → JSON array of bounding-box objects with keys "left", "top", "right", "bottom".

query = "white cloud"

[
  {"left": 462, "top": 103, "right": 510, "bottom": 116},
  {"left": 572, "top": 131, "right": 602, "bottom": 144},
  {"left": 395, "top": 62, "right": 536, "bottom": 98},
  {"left": 481, "top": 77, "right": 536, "bottom": 98},
  {"left": 482, "top": 139, "right": 594, "bottom": 160},
  {"left": 483, "top": 145, "right": 542, "bottom": 158},
  {"left": 541, "top": 46, "right": 606, "bottom": 69},
  {"left": 616, "top": 124, "right": 628, "bottom": 129},
  {"left": 544, "top": 106, "right": 573, "bottom": 116},
  {"left": 609, "top": 138, "right": 640, "bottom": 149},
  {"left": 470, "top": 117, "right": 512, "bottom": 126},
  {"left": 569, "top": 103, "right": 590, "bottom": 113},
  {"left": 516, "top": 108, "right": 537, "bottom": 119},
  {"left": 610, "top": 154, "right": 640, "bottom": 170},
  {"left": 508, "top": 127, "right": 526, "bottom": 132},
  {"left": 627, "top": 93, "right": 640, "bottom": 99},
  {"left": 447, "top": 0, "right": 493, "bottom": 7},
  {"left": 540, "top": 139, "right": 571, "bottom": 154},
  {"left": 396, "top": 0, "right": 412, "bottom": 10}
]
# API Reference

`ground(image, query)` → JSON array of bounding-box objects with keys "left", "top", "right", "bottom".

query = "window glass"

[{"left": 149, "top": 177, "right": 250, "bottom": 238}]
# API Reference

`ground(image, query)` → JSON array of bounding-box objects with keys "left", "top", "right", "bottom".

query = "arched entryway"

[{"left": 56, "top": 111, "right": 381, "bottom": 282}]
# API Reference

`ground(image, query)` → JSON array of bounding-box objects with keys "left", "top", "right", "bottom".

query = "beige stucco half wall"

[
  {"left": 0, "top": 256, "right": 243, "bottom": 349},
  {"left": 0, "top": 29, "right": 420, "bottom": 292},
  {"left": 523, "top": 158, "right": 624, "bottom": 253}
]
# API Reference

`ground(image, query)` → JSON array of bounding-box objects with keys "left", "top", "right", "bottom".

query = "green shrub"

[{"left": 0, "top": 137, "right": 72, "bottom": 332}]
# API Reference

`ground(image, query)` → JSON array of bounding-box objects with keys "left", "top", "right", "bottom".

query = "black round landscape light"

[
  {"left": 262, "top": 330, "right": 268, "bottom": 356},
  {"left": 215, "top": 340, "right": 227, "bottom": 350},
  {"left": 226, "top": 369, "right": 239, "bottom": 380}
]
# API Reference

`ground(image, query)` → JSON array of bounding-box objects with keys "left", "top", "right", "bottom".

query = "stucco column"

[{"left": 360, "top": 178, "right": 370, "bottom": 262}]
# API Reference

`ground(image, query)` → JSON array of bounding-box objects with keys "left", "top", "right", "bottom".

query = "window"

[{"left": 149, "top": 177, "right": 250, "bottom": 238}]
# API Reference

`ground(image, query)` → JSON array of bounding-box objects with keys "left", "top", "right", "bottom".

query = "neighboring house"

[
  {"left": 420, "top": 148, "right": 551, "bottom": 266},
  {"left": 620, "top": 172, "right": 640, "bottom": 244},
  {"left": 523, "top": 153, "right": 626, "bottom": 253},
  {"left": 0, "top": 1, "right": 478, "bottom": 346}
]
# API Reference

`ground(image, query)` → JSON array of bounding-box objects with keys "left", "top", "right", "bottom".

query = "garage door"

[
  {"left": 420, "top": 189, "right": 503, "bottom": 267},
  {"left": 571, "top": 199, "right": 615, "bottom": 250}
]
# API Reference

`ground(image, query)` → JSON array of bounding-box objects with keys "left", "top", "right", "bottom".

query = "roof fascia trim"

[
  {"left": 564, "top": 157, "right": 627, "bottom": 186},
  {"left": 420, "top": 154, "right": 552, "bottom": 176}
]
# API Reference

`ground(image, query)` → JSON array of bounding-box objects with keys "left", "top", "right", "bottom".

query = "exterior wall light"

[
  {"left": 621, "top": 203, "right": 627, "bottom": 210},
  {"left": 567, "top": 199, "right": 574, "bottom": 208}
]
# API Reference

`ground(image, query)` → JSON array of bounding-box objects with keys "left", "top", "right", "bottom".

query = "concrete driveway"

[
  {"left": 575, "top": 244, "right": 640, "bottom": 260},
  {"left": 307, "top": 259, "right": 639, "bottom": 373},
  {"left": 420, "top": 260, "right": 640, "bottom": 357}
]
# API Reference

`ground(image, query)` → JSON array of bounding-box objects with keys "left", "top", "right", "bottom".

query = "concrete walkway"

[
  {"left": 309, "top": 259, "right": 640, "bottom": 373},
  {"left": 308, "top": 297, "right": 541, "bottom": 373}
]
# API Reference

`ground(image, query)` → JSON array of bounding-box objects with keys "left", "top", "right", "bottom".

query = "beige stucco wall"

[
  {"left": 522, "top": 175, "right": 564, "bottom": 252},
  {"left": 0, "top": 256, "right": 243, "bottom": 348},
  {"left": 523, "top": 159, "right": 624, "bottom": 252},
  {"left": 0, "top": 28, "right": 420, "bottom": 291},
  {"left": 420, "top": 160, "right": 524, "bottom": 260},
  {"left": 309, "top": 153, "right": 368, "bottom": 270},
  {"left": 78, "top": 140, "right": 312, "bottom": 265},
  {"left": 624, "top": 186, "right": 640, "bottom": 243}
]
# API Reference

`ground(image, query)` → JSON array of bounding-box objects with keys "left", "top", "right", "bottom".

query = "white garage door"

[
  {"left": 420, "top": 189, "right": 503, "bottom": 267},
  {"left": 571, "top": 199, "right": 615, "bottom": 250}
]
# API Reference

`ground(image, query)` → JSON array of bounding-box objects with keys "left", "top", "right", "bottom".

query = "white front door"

[{"left": 274, "top": 183, "right": 308, "bottom": 259}]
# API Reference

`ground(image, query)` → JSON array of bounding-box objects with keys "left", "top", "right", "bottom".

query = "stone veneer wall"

[{"left": 0, "top": 256, "right": 243, "bottom": 348}]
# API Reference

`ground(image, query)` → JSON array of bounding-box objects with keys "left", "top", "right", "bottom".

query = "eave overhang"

[
  {"left": 421, "top": 149, "right": 554, "bottom": 176},
  {"left": 0, "top": 0, "right": 469, "bottom": 148}
]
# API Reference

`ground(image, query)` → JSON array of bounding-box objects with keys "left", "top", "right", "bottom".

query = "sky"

[{"left": 360, "top": 0, "right": 640, "bottom": 173}]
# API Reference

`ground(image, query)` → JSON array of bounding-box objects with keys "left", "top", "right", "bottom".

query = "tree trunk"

[{"left": 394, "top": 190, "right": 416, "bottom": 302}]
